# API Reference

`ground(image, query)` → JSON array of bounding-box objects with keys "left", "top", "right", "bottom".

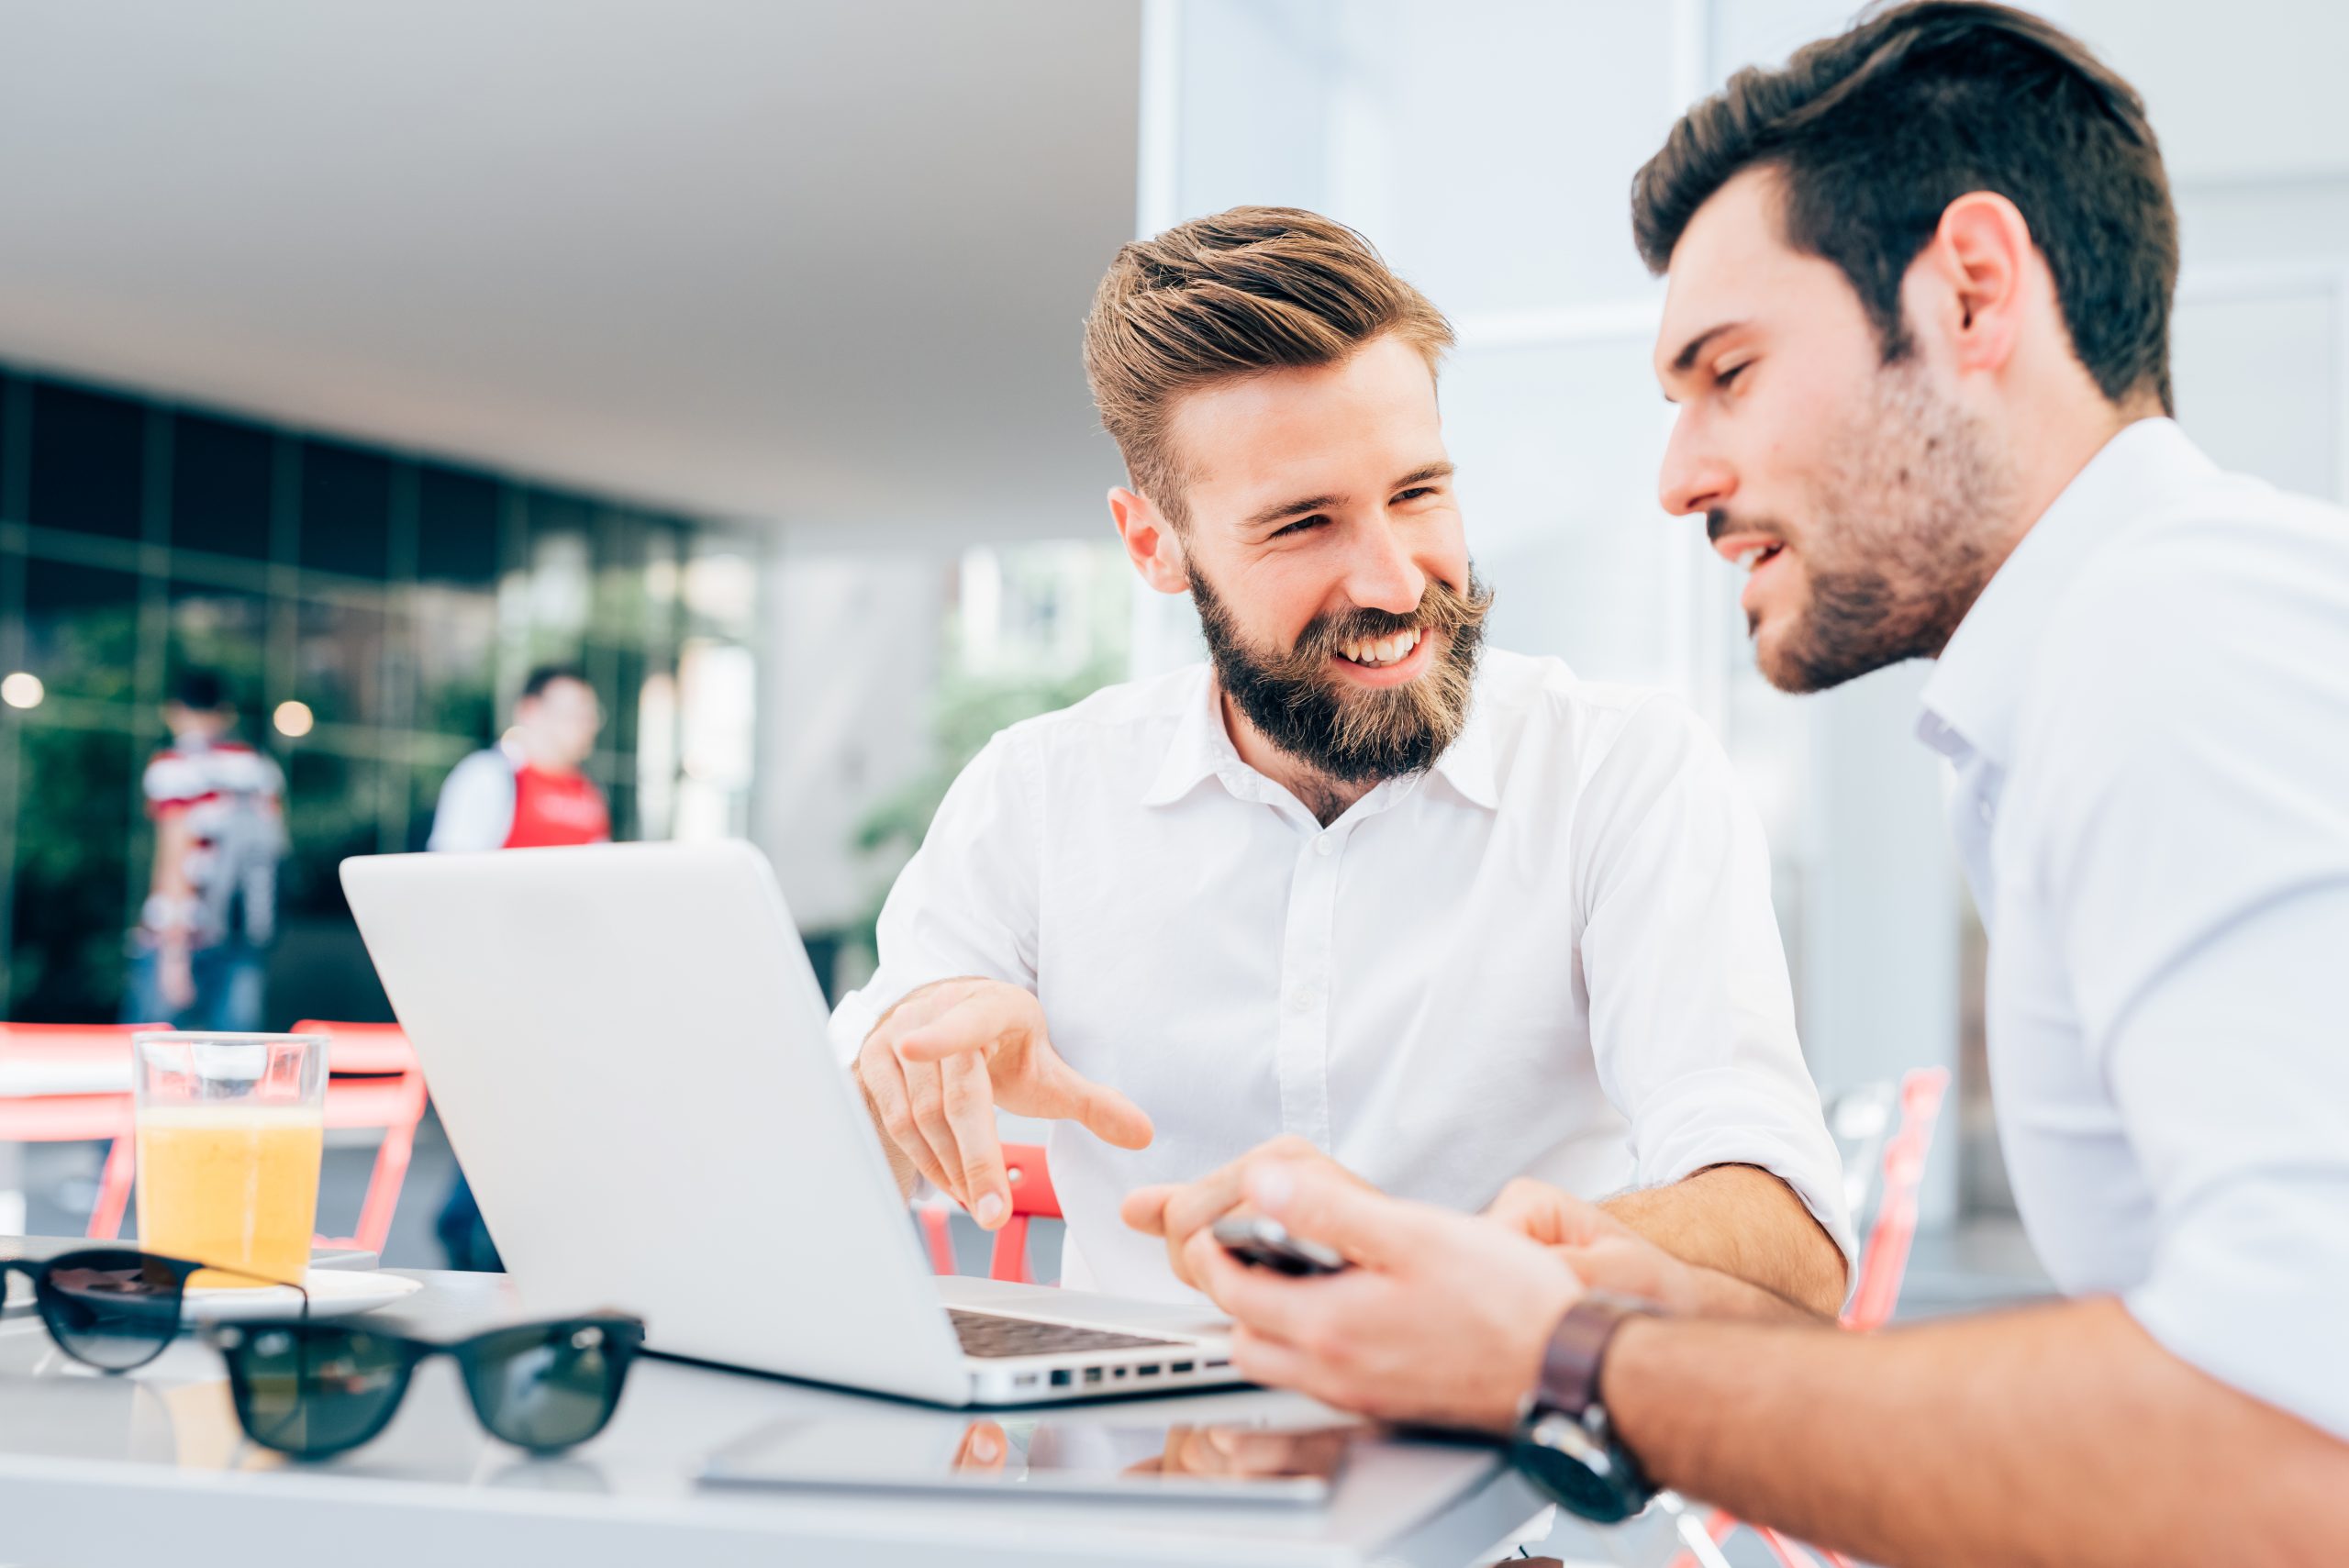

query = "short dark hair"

[
  {"left": 520, "top": 664, "right": 590, "bottom": 701},
  {"left": 170, "top": 668, "right": 230, "bottom": 711},
  {"left": 1632, "top": 1, "right": 2177, "bottom": 413}
]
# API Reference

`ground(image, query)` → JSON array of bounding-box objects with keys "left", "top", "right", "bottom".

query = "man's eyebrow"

[
  {"left": 1244, "top": 490, "right": 1343, "bottom": 531},
  {"left": 1668, "top": 321, "right": 1747, "bottom": 376},
  {"left": 1241, "top": 462, "right": 1457, "bottom": 532}
]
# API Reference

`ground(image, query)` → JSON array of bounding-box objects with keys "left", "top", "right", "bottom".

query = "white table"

[{"left": 0, "top": 1265, "right": 1596, "bottom": 1568}]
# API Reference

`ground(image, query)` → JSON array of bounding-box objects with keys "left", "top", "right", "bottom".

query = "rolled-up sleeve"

[
  {"left": 828, "top": 730, "right": 1044, "bottom": 1062},
  {"left": 1572, "top": 694, "right": 1856, "bottom": 1269}
]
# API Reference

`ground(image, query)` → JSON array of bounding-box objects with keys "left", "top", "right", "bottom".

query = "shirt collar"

[
  {"left": 1139, "top": 662, "right": 1501, "bottom": 813},
  {"left": 1139, "top": 666, "right": 1234, "bottom": 807},
  {"left": 1917, "top": 417, "right": 2218, "bottom": 770}
]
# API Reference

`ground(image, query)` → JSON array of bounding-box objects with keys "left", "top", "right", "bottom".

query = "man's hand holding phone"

[
  {"left": 1120, "top": 1134, "right": 1375, "bottom": 1288},
  {"left": 853, "top": 977, "right": 1153, "bottom": 1229}
]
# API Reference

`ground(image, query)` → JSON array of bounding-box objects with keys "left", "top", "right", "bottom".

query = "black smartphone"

[{"left": 1211, "top": 1215, "right": 1351, "bottom": 1277}]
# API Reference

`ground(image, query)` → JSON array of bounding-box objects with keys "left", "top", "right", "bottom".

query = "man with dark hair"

[
  {"left": 427, "top": 665, "right": 609, "bottom": 853},
  {"left": 1158, "top": 6, "right": 2349, "bottom": 1562},
  {"left": 125, "top": 669, "right": 286, "bottom": 1030},
  {"left": 426, "top": 663, "right": 610, "bottom": 1268}
]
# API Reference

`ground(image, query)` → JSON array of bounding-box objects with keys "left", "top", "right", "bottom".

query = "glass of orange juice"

[{"left": 133, "top": 1032, "right": 327, "bottom": 1289}]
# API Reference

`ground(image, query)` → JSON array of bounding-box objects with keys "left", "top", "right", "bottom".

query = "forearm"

[
  {"left": 1602, "top": 1295, "right": 2349, "bottom": 1568},
  {"left": 146, "top": 816, "right": 197, "bottom": 956},
  {"left": 1601, "top": 1163, "right": 1845, "bottom": 1316}
]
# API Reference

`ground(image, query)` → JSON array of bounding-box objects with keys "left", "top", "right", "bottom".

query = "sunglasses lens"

[
  {"left": 225, "top": 1326, "right": 408, "bottom": 1458},
  {"left": 37, "top": 1250, "right": 190, "bottom": 1370},
  {"left": 462, "top": 1321, "right": 633, "bottom": 1451}
]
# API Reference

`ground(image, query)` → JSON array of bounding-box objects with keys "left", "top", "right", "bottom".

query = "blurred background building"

[{"left": 1, "top": 0, "right": 2342, "bottom": 1263}]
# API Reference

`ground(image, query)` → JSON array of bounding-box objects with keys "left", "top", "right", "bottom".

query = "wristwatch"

[{"left": 1508, "top": 1291, "right": 1658, "bottom": 1523}]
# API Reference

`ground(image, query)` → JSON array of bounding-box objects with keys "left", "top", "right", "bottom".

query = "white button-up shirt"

[
  {"left": 1918, "top": 417, "right": 2349, "bottom": 1440},
  {"left": 833, "top": 648, "right": 1851, "bottom": 1300}
]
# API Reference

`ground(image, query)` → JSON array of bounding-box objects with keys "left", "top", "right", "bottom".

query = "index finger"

[
  {"left": 1161, "top": 1161, "right": 1252, "bottom": 1248},
  {"left": 1157, "top": 1160, "right": 1255, "bottom": 1289},
  {"left": 896, "top": 989, "right": 1031, "bottom": 1062},
  {"left": 1119, "top": 1183, "right": 1181, "bottom": 1237}
]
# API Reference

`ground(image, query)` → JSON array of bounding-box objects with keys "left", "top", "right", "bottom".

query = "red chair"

[
  {"left": 918, "top": 1141, "right": 1065, "bottom": 1284},
  {"left": 0, "top": 1023, "right": 166, "bottom": 1239},
  {"left": 290, "top": 1020, "right": 431, "bottom": 1257},
  {"left": 1669, "top": 1065, "right": 1953, "bottom": 1568}
]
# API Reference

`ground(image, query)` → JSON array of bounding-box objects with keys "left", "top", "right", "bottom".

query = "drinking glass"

[{"left": 132, "top": 1033, "right": 327, "bottom": 1288}]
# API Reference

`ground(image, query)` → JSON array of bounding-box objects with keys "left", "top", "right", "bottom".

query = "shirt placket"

[{"left": 1275, "top": 821, "right": 1346, "bottom": 1151}]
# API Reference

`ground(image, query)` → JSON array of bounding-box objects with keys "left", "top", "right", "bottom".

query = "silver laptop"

[{"left": 340, "top": 840, "right": 1238, "bottom": 1407}]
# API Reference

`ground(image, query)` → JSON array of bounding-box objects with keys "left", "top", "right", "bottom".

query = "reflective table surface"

[{"left": 0, "top": 1264, "right": 1554, "bottom": 1568}]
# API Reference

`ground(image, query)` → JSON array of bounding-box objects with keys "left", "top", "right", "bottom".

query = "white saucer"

[{"left": 182, "top": 1268, "right": 423, "bottom": 1323}]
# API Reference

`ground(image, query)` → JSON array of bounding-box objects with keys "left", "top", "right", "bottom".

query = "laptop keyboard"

[{"left": 948, "top": 1309, "right": 1185, "bottom": 1360}]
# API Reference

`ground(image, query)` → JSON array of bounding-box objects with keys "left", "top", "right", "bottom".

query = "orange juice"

[{"left": 135, "top": 1106, "right": 323, "bottom": 1288}]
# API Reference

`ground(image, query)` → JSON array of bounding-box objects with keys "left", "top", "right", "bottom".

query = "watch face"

[{"left": 1509, "top": 1432, "right": 1648, "bottom": 1525}]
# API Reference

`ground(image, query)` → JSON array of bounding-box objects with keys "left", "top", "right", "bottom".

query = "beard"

[
  {"left": 1188, "top": 563, "right": 1494, "bottom": 787},
  {"left": 1731, "top": 360, "right": 2012, "bottom": 694}
]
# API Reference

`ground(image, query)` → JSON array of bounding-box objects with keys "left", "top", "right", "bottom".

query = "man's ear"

[
  {"left": 1913, "top": 190, "right": 2033, "bottom": 382},
  {"left": 1108, "top": 486, "right": 1191, "bottom": 595}
]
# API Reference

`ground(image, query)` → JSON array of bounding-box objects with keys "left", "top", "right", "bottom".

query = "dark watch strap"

[{"left": 1532, "top": 1291, "right": 1657, "bottom": 1418}]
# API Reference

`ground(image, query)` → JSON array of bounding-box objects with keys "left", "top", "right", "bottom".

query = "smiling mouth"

[
  {"left": 1333, "top": 626, "right": 1423, "bottom": 669},
  {"left": 1731, "top": 540, "right": 1786, "bottom": 575}
]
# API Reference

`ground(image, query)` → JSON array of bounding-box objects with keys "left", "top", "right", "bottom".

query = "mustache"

[
  {"left": 1708, "top": 508, "right": 1798, "bottom": 547},
  {"left": 1291, "top": 576, "right": 1496, "bottom": 662}
]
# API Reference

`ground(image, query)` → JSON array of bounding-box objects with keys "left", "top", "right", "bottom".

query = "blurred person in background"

[
  {"left": 838, "top": 206, "right": 1854, "bottom": 1318},
  {"left": 123, "top": 669, "right": 286, "bottom": 1031},
  {"left": 426, "top": 663, "right": 609, "bottom": 1269},
  {"left": 427, "top": 664, "right": 610, "bottom": 853},
  {"left": 1166, "top": 6, "right": 2349, "bottom": 1563}
]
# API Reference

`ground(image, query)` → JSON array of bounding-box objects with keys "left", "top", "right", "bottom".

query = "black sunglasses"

[
  {"left": 205, "top": 1314, "right": 646, "bottom": 1460},
  {"left": 0, "top": 1248, "right": 308, "bottom": 1373}
]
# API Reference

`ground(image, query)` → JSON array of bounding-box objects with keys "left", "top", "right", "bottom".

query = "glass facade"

[{"left": 0, "top": 367, "right": 759, "bottom": 1026}]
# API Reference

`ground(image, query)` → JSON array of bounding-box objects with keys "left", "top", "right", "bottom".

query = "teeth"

[
  {"left": 1338, "top": 628, "right": 1422, "bottom": 667},
  {"left": 1733, "top": 543, "right": 1781, "bottom": 573}
]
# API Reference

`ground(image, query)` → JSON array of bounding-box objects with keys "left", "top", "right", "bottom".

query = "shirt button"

[
  {"left": 1314, "top": 833, "right": 1335, "bottom": 856},
  {"left": 1287, "top": 986, "right": 1319, "bottom": 1014}
]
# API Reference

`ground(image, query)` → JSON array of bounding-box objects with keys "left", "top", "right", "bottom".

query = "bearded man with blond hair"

[{"left": 835, "top": 207, "right": 1853, "bottom": 1318}]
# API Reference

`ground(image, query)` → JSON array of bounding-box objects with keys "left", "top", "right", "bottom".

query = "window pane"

[
  {"left": 417, "top": 464, "right": 502, "bottom": 586},
  {"left": 295, "top": 593, "right": 391, "bottom": 728},
  {"left": 413, "top": 585, "right": 498, "bottom": 742},
  {"left": 167, "top": 584, "right": 270, "bottom": 718},
  {"left": 591, "top": 511, "right": 650, "bottom": 645},
  {"left": 28, "top": 382, "right": 144, "bottom": 541},
  {"left": 9, "top": 722, "right": 136, "bottom": 1022},
  {"left": 23, "top": 560, "right": 142, "bottom": 706},
  {"left": 171, "top": 413, "right": 275, "bottom": 562},
  {"left": 282, "top": 750, "right": 383, "bottom": 920},
  {"left": 298, "top": 439, "right": 393, "bottom": 578}
]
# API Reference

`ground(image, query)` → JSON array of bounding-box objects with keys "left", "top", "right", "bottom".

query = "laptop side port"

[
  {"left": 1014, "top": 1373, "right": 1040, "bottom": 1387},
  {"left": 1050, "top": 1369, "right": 1072, "bottom": 1386},
  {"left": 1171, "top": 1361, "right": 1195, "bottom": 1374},
  {"left": 1204, "top": 1358, "right": 1230, "bottom": 1370},
  {"left": 1137, "top": 1364, "right": 1161, "bottom": 1376},
  {"left": 1085, "top": 1367, "right": 1104, "bottom": 1385}
]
